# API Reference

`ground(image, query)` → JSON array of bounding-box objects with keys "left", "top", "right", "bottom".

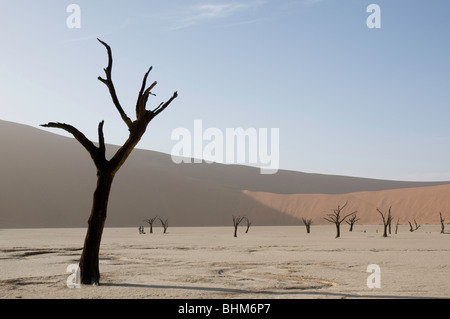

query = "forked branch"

[
  {"left": 408, "top": 219, "right": 421, "bottom": 232},
  {"left": 40, "top": 122, "right": 106, "bottom": 169}
]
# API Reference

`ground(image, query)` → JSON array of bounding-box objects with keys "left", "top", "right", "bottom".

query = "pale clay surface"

[{"left": 0, "top": 225, "right": 449, "bottom": 299}]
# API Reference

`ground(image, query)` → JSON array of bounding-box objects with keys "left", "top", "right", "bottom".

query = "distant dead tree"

[
  {"left": 158, "top": 217, "right": 169, "bottom": 234},
  {"left": 41, "top": 39, "right": 178, "bottom": 285},
  {"left": 376, "top": 207, "right": 393, "bottom": 237},
  {"left": 233, "top": 216, "right": 245, "bottom": 237},
  {"left": 440, "top": 212, "right": 445, "bottom": 234},
  {"left": 346, "top": 213, "right": 359, "bottom": 232},
  {"left": 408, "top": 219, "right": 421, "bottom": 232},
  {"left": 143, "top": 217, "right": 158, "bottom": 234},
  {"left": 244, "top": 217, "right": 252, "bottom": 233},
  {"left": 302, "top": 218, "right": 312, "bottom": 234},
  {"left": 395, "top": 218, "right": 400, "bottom": 234},
  {"left": 324, "top": 202, "right": 355, "bottom": 238}
]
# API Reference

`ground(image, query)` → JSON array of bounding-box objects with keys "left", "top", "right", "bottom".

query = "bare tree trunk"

[
  {"left": 383, "top": 224, "right": 388, "bottom": 238},
  {"left": 233, "top": 216, "right": 244, "bottom": 237},
  {"left": 335, "top": 224, "right": 340, "bottom": 238},
  {"left": 377, "top": 207, "right": 393, "bottom": 238},
  {"left": 440, "top": 212, "right": 445, "bottom": 234},
  {"left": 79, "top": 171, "right": 114, "bottom": 285}
]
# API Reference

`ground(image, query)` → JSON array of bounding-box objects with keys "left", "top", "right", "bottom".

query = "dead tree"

[
  {"left": 345, "top": 213, "right": 359, "bottom": 232},
  {"left": 440, "top": 212, "right": 445, "bottom": 234},
  {"left": 41, "top": 39, "right": 178, "bottom": 285},
  {"left": 158, "top": 217, "right": 169, "bottom": 234},
  {"left": 376, "top": 207, "right": 393, "bottom": 237},
  {"left": 233, "top": 216, "right": 245, "bottom": 237},
  {"left": 395, "top": 218, "right": 400, "bottom": 234},
  {"left": 302, "top": 218, "right": 312, "bottom": 234},
  {"left": 244, "top": 217, "right": 251, "bottom": 233},
  {"left": 143, "top": 217, "right": 158, "bottom": 234},
  {"left": 324, "top": 202, "right": 355, "bottom": 238},
  {"left": 408, "top": 219, "right": 421, "bottom": 232}
]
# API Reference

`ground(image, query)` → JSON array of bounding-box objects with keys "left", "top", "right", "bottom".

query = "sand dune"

[
  {"left": 243, "top": 184, "right": 450, "bottom": 225},
  {"left": 1, "top": 119, "right": 449, "bottom": 228}
]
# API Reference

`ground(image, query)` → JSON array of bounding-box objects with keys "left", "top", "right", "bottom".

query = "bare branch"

[
  {"left": 323, "top": 216, "right": 336, "bottom": 223},
  {"left": 98, "top": 120, "right": 106, "bottom": 160},
  {"left": 340, "top": 212, "right": 355, "bottom": 224},
  {"left": 339, "top": 201, "right": 349, "bottom": 211},
  {"left": 97, "top": 38, "right": 133, "bottom": 128},
  {"left": 138, "top": 80, "right": 157, "bottom": 118},
  {"left": 376, "top": 208, "right": 387, "bottom": 224},
  {"left": 136, "top": 66, "right": 152, "bottom": 117},
  {"left": 151, "top": 91, "right": 178, "bottom": 117},
  {"left": 40, "top": 122, "right": 105, "bottom": 168}
]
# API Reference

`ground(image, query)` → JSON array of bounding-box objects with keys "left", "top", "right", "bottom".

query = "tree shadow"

[{"left": 99, "top": 282, "right": 438, "bottom": 299}]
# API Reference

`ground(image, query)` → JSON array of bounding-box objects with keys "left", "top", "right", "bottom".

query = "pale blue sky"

[{"left": 1, "top": 0, "right": 449, "bottom": 181}]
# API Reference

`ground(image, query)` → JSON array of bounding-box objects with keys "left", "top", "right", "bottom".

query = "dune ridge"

[{"left": 0, "top": 119, "right": 449, "bottom": 228}]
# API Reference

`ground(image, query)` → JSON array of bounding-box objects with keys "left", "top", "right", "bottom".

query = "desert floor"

[{"left": 0, "top": 225, "right": 449, "bottom": 299}]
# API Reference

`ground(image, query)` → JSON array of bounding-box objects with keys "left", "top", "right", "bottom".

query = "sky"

[{"left": 0, "top": 0, "right": 449, "bottom": 181}]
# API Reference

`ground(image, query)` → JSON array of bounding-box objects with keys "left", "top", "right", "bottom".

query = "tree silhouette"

[
  {"left": 324, "top": 202, "right": 355, "bottom": 238},
  {"left": 233, "top": 216, "right": 245, "bottom": 237},
  {"left": 346, "top": 213, "right": 359, "bottom": 232},
  {"left": 302, "top": 218, "right": 312, "bottom": 234},
  {"left": 376, "top": 207, "right": 393, "bottom": 237},
  {"left": 408, "top": 219, "right": 421, "bottom": 232},
  {"left": 244, "top": 217, "right": 252, "bottom": 233},
  {"left": 158, "top": 217, "right": 169, "bottom": 234},
  {"left": 144, "top": 217, "right": 158, "bottom": 234},
  {"left": 41, "top": 39, "right": 178, "bottom": 285},
  {"left": 395, "top": 218, "right": 400, "bottom": 234},
  {"left": 440, "top": 212, "right": 446, "bottom": 234}
]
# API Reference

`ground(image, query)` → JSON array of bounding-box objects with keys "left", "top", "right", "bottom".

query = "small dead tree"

[
  {"left": 302, "top": 218, "right": 312, "bottom": 234},
  {"left": 143, "top": 217, "right": 158, "bottom": 234},
  {"left": 346, "top": 213, "right": 359, "bottom": 232},
  {"left": 376, "top": 207, "right": 393, "bottom": 237},
  {"left": 324, "top": 202, "right": 355, "bottom": 238},
  {"left": 395, "top": 218, "right": 400, "bottom": 234},
  {"left": 440, "top": 212, "right": 445, "bottom": 234},
  {"left": 244, "top": 217, "right": 252, "bottom": 233},
  {"left": 408, "top": 219, "right": 420, "bottom": 232},
  {"left": 233, "top": 216, "right": 245, "bottom": 237},
  {"left": 158, "top": 217, "right": 169, "bottom": 234}
]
